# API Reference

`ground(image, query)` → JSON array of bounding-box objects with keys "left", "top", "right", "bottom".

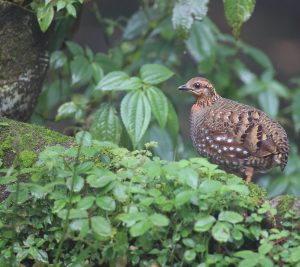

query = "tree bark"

[{"left": 0, "top": 0, "right": 49, "bottom": 121}]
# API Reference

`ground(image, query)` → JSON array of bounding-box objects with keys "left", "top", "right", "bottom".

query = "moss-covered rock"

[{"left": 0, "top": 116, "right": 73, "bottom": 200}]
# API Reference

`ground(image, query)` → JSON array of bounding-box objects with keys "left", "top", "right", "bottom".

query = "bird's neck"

[{"left": 193, "top": 93, "right": 220, "bottom": 111}]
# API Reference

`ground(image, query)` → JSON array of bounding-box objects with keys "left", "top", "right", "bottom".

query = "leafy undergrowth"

[{"left": 0, "top": 137, "right": 300, "bottom": 266}]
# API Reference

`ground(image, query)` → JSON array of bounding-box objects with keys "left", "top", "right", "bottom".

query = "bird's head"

[{"left": 178, "top": 77, "right": 218, "bottom": 100}]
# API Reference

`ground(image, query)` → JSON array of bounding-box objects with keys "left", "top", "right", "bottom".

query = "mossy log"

[{"left": 0, "top": 116, "right": 73, "bottom": 200}]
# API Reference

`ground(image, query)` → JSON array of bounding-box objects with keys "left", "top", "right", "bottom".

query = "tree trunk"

[{"left": 0, "top": 0, "right": 49, "bottom": 121}]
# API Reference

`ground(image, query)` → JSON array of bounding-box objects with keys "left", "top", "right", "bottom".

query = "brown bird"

[{"left": 179, "top": 77, "right": 289, "bottom": 182}]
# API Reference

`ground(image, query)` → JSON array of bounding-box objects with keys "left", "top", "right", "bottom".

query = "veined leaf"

[
  {"left": 95, "top": 71, "right": 129, "bottom": 91},
  {"left": 223, "top": 0, "right": 256, "bottom": 38},
  {"left": 145, "top": 86, "right": 168, "bottom": 128},
  {"left": 120, "top": 90, "right": 151, "bottom": 147},
  {"left": 140, "top": 64, "right": 174, "bottom": 85},
  {"left": 90, "top": 104, "right": 122, "bottom": 144},
  {"left": 172, "top": 0, "right": 209, "bottom": 35}
]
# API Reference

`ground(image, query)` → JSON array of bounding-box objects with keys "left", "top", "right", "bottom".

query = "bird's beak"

[{"left": 178, "top": 84, "right": 189, "bottom": 90}]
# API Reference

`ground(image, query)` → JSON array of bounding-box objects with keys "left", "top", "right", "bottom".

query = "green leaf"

[
  {"left": 258, "top": 242, "right": 272, "bottom": 255},
  {"left": 56, "top": 0, "right": 65, "bottom": 11},
  {"left": 290, "top": 246, "right": 300, "bottom": 262},
  {"left": 95, "top": 71, "right": 129, "bottom": 91},
  {"left": 120, "top": 90, "right": 151, "bottom": 147},
  {"left": 58, "top": 209, "right": 88, "bottom": 220},
  {"left": 145, "top": 86, "right": 168, "bottom": 128},
  {"left": 70, "top": 56, "right": 92, "bottom": 85},
  {"left": 37, "top": 5, "right": 54, "bottom": 32},
  {"left": 183, "top": 249, "right": 196, "bottom": 262},
  {"left": 186, "top": 20, "right": 217, "bottom": 73},
  {"left": 129, "top": 220, "right": 151, "bottom": 237},
  {"left": 66, "top": 41, "right": 84, "bottom": 55},
  {"left": 91, "top": 62, "right": 104, "bottom": 83},
  {"left": 258, "top": 89, "right": 279, "bottom": 118},
  {"left": 175, "top": 190, "right": 194, "bottom": 207},
  {"left": 119, "top": 77, "right": 142, "bottom": 90},
  {"left": 75, "top": 131, "right": 92, "bottom": 147},
  {"left": 50, "top": 51, "right": 67, "bottom": 69},
  {"left": 96, "top": 196, "right": 116, "bottom": 211},
  {"left": 223, "top": 0, "right": 256, "bottom": 38},
  {"left": 140, "top": 64, "right": 174, "bottom": 85},
  {"left": 66, "top": 4, "right": 76, "bottom": 17},
  {"left": 292, "top": 91, "right": 300, "bottom": 132},
  {"left": 91, "top": 216, "right": 112, "bottom": 237},
  {"left": 194, "top": 215, "right": 216, "bottom": 232},
  {"left": 56, "top": 101, "right": 78, "bottom": 120},
  {"left": 118, "top": 212, "right": 146, "bottom": 227},
  {"left": 87, "top": 170, "right": 116, "bottom": 188},
  {"left": 199, "top": 180, "right": 222, "bottom": 194},
  {"left": 66, "top": 175, "right": 84, "bottom": 192},
  {"left": 219, "top": 211, "right": 243, "bottom": 224},
  {"left": 178, "top": 168, "right": 198, "bottom": 189},
  {"left": 90, "top": 104, "right": 122, "bottom": 144},
  {"left": 77, "top": 196, "right": 95, "bottom": 210},
  {"left": 212, "top": 222, "right": 230, "bottom": 242},
  {"left": 172, "top": 0, "right": 208, "bottom": 35},
  {"left": 123, "top": 10, "right": 148, "bottom": 40},
  {"left": 149, "top": 213, "right": 170, "bottom": 227},
  {"left": 166, "top": 100, "right": 179, "bottom": 143}
]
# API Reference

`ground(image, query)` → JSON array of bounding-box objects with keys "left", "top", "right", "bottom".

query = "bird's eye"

[{"left": 194, "top": 82, "right": 201, "bottom": 89}]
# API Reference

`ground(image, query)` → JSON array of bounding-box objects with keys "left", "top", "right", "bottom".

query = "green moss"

[
  {"left": 276, "top": 195, "right": 296, "bottom": 216},
  {"left": 19, "top": 150, "right": 37, "bottom": 168},
  {"left": 0, "top": 116, "right": 72, "bottom": 167},
  {"left": 247, "top": 182, "right": 267, "bottom": 206}
]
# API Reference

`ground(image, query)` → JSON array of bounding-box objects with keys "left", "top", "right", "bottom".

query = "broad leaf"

[
  {"left": 120, "top": 90, "right": 151, "bottom": 147},
  {"left": 258, "top": 90, "right": 279, "bottom": 118},
  {"left": 90, "top": 104, "right": 122, "bottom": 144},
  {"left": 194, "top": 215, "right": 216, "bottom": 232},
  {"left": 146, "top": 86, "right": 168, "bottom": 128},
  {"left": 218, "top": 211, "right": 243, "bottom": 224},
  {"left": 123, "top": 10, "right": 148, "bottom": 40},
  {"left": 223, "top": 0, "right": 256, "bottom": 38},
  {"left": 129, "top": 220, "right": 151, "bottom": 237},
  {"left": 212, "top": 222, "right": 230, "bottom": 242},
  {"left": 96, "top": 196, "right": 116, "bottom": 211},
  {"left": 70, "top": 56, "right": 92, "bottom": 85},
  {"left": 140, "top": 64, "right": 174, "bottom": 85},
  {"left": 95, "top": 71, "right": 129, "bottom": 91},
  {"left": 37, "top": 5, "right": 54, "bottom": 32},
  {"left": 149, "top": 213, "right": 170, "bottom": 227},
  {"left": 172, "top": 0, "right": 208, "bottom": 35},
  {"left": 186, "top": 20, "right": 217, "bottom": 73},
  {"left": 91, "top": 216, "right": 112, "bottom": 237}
]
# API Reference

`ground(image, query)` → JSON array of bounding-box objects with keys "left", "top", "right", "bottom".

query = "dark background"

[{"left": 74, "top": 0, "right": 300, "bottom": 82}]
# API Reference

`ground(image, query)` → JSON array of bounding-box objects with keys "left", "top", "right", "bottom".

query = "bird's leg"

[{"left": 245, "top": 167, "right": 254, "bottom": 183}]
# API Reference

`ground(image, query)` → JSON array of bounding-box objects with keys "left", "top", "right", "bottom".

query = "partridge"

[{"left": 179, "top": 77, "right": 289, "bottom": 182}]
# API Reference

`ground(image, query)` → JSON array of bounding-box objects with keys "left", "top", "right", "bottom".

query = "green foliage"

[
  {"left": 223, "top": 0, "right": 256, "bottom": 38},
  {"left": 1, "top": 143, "right": 300, "bottom": 265},
  {"left": 7, "top": 0, "right": 300, "bottom": 264}
]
